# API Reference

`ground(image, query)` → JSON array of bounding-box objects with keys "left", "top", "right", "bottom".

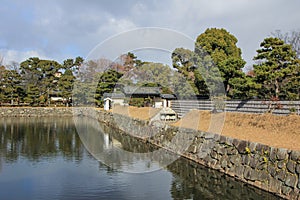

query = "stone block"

[
  {"left": 255, "top": 143, "right": 264, "bottom": 153},
  {"left": 214, "top": 164, "right": 222, "bottom": 170},
  {"left": 249, "top": 155, "right": 260, "bottom": 169},
  {"left": 203, "top": 155, "right": 215, "bottom": 164},
  {"left": 287, "top": 160, "right": 296, "bottom": 174},
  {"left": 225, "top": 137, "right": 233, "bottom": 146},
  {"left": 219, "top": 135, "right": 227, "bottom": 144},
  {"left": 298, "top": 177, "right": 300, "bottom": 189},
  {"left": 291, "top": 151, "right": 300, "bottom": 162},
  {"left": 270, "top": 147, "right": 277, "bottom": 162},
  {"left": 229, "top": 155, "right": 241, "bottom": 165},
  {"left": 197, "top": 151, "right": 209, "bottom": 159},
  {"left": 288, "top": 190, "right": 300, "bottom": 200},
  {"left": 297, "top": 164, "right": 300, "bottom": 174},
  {"left": 285, "top": 174, "right": 297, "bottom": 188},
  {"left": 257, "top": 161, "right": 267, "bottom": 170},
  {"left": 210, "top": 151, "right": 218, "bottom": 159},
  {"left": 268, "top": 164, "right": 277, "bottom": 177},
  {"left": 204, "top": 132, "right": 215, "bottom": 139},
  {"left": 269, "top": 177, "right": 282, "bottom": 193},
  {"left": 226, "top": 147, "right": 237, "bottom": 155},
  {"left": 220, "top": 157, "right": 228, "bottom": 169},
  {"left": 277, "top": 160, "right": 286, "bottom": 169},
  {"left": 244, "top": 166, "right": 251, "bottom": 180},
  {"left": 236, "top": 140, "right": 248, "bottom": 153},
  {"left": 232, "top": 138, "right": 239, "bottom": 147},
  {"left": 244, "top": 166, "right": 257, "bottom": 181},
  {"left": 188, "top": 145, "right": 198, "bottom": 154},
  {"left": 281, "top": 185, "right": 292, "bottom": 195},
  {"left": 248, "top": 142, "right": 257, "bottom": 153},
  {"left": 242, "top": 154, "right": 250, "bottom": 165},
  {"left": 276, "top": 169, "right": 286, "bottom": 182},
  {"left": 258, "top": 170, "right": 270, "bottom": 182},
  {"left": 213, "top": 134, "right": 220, "bottom": 141},
  {"left": 277, "top": 148, "right": 288, "bottom": 160},
  {"left": 216, "top": 146, "right": 226, "bottom": 155},
  {"left": 235, "top": 165, "right": 244, "bottom": 178}
]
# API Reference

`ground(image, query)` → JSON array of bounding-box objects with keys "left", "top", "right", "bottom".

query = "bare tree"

[
  {"left": 6, "top": 61, "right": 20, "bottom": 72},
  {"left": 0, "top": 54, "right": 3, "bottom": 66},
  {"left": 272, "top": 30, "right": 300, "bottom": 58}
]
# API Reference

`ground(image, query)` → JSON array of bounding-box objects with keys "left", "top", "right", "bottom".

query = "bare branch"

[{"left": 271, "top": 29, "right": 300, "bottom": 58}]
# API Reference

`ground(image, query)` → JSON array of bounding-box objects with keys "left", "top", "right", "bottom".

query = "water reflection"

[
  {"left": 74, "top": 116, "right": 179, "bottom": 173},
  {"left": 0, "top": 117, "right": 281, "bottom": 200},
  {"left": 0, "top": 117, "right": 83, "bottom": 163}
]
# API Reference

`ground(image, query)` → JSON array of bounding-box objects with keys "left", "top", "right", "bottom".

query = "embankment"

[
  {"left": 74, "top": 107, "right": 300, "bottom": 199},
  {"left": 0, "top": 107, "right": 73, "bottom": 117}
]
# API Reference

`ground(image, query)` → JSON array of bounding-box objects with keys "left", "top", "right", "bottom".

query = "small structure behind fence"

[{"left": 171, "top": 100, "right": 300, "bottom": 117}]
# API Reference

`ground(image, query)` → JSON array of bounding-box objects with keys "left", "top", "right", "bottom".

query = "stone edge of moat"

[
  {"left": 1, "top": 107, "right": 299, "bottom": 199},
  {"left": 0, "top": 107, "right": 73, "bottom": 117}
]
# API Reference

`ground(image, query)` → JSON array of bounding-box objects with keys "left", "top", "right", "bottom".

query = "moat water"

[{"left": 0, "top": 117, "right": 281, "bottom": 200}]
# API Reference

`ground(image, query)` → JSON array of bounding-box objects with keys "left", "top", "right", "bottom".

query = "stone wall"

[
  {"left": 0, "top": 107, "right": 73, "bottom": 117},
  {"left": 2, "top": 107, "right": 299, "bottom": 199},
  {"left": 74, "top": 107, "right": 300, "bottom": 199}
]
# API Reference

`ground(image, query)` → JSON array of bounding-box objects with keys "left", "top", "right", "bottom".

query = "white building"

[{"left": 103, "top": 93, "right": 125, "bottom": 110}]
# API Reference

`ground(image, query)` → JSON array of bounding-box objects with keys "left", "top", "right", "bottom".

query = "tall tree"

[
  {"left": 195, "top": 28, "right": 247, "bottom": 98},
  {"left": 62, "top": 56, "right": 83, "bottom": 73},
  {"left": 253, "top": 37, "right": 300, "bottom": 100},
  {"left": 0, "top": 67, "right": 23, "bottom": 104},
  {"left": 95, "top": 69, "right": 123, "bottom": 105},
  {"left": 20, "top": 57, "right": 61, "bottom": 105},
  {"left": 172, "top": 48, "right": 208, "bottom": 96},
  {"left": 73, "top": 58, "right": 110, "bottom": 105},
  {"left": 58, "top": 69, "right": 75, "bottom": 106}
]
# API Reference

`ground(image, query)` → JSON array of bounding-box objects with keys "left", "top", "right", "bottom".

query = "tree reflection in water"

[{"left": 0, "top": 117, "right": 83, "bottom": 163}]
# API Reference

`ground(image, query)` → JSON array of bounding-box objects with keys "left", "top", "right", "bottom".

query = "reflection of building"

[{"left": 103, "top": 133, "right": 122, "bottom": 149}]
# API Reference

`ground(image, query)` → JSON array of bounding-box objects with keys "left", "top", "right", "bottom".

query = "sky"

[{"left": 0, "top": 0, "right": 300, "bottom": 68}]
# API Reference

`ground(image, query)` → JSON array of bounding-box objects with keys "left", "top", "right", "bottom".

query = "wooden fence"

[{"left": 171, "top": 100, "right": 300, "bottom": 117}]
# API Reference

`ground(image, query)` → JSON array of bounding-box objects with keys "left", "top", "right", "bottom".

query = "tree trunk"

[
  {"left": 275, "top": 79, "right": 279, "bottom": 98},
  {"left": 226, "top": 84, "right": 230, "bottom": 95}
]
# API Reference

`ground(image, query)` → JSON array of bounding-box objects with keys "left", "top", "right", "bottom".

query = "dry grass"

[
  {"left": 101, "top": 106, "right": 300, "bottom": 150},
  {"left": 108, "top": 105, "right": 161, "bottom": 120},
  {"left": 172, "top": 110, "right": 300, "bottom": 151}
]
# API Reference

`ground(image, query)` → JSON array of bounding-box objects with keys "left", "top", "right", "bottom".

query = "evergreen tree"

[
  {"left": 95, "top": 69, "right": 123, "bottom": 105},
  {"left": 172, "top": 48, "right": 208, "bottom": 96},
  {"left": 58, "top": 69, "right": 75, "bottom": 106},
  {"left": 253, "top": 37, "right": 300, "bottom": 100},
  {"left": 0, "top": 67, "right": 23, "bottom": 104},
  {"left": 195, "top": 28, "right": 247, "bottom": 98},
  {"left": 20, "top": 57, "right": 61, "bottom": 105}
]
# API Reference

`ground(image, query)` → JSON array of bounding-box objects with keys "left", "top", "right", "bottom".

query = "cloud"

[
  {"left": 0, "top": 0, "right": 300, "bottom": 66},
  {"left": 0, "top": 49, "right": 49, "bottom": 65}
]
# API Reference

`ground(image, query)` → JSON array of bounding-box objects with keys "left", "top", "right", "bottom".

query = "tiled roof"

[
  {"left": 103, "top": 93, "right": 125, "bottom": 99},
  {"left": 160, "top": 94, "right": 176, "bottom": 99},
  {"left": 122, "top": 86, "right": 160, "bottom": 95}
]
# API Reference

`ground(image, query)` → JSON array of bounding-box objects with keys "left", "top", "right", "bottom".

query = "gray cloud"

[{"left": 0, "top": 0, "right": 299, "bottom": 66}]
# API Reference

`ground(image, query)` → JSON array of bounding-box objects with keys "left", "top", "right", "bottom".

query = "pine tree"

[{"left": 253, "top": 37, "right": 300, "bottom": 100}]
